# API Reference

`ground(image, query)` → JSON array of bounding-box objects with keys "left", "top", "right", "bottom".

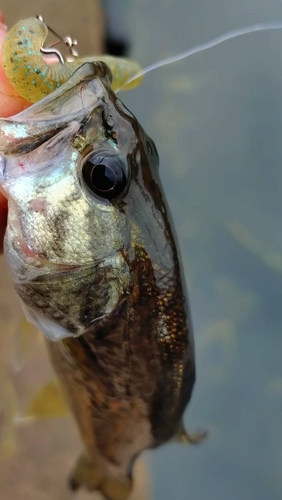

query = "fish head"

[{"left": 0, "top": 62, "right": 166, "bottom": 340}]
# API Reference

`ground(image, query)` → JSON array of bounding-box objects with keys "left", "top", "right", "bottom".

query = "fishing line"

[{"left": 117, "top": 21, "right": 282, "bottom": 92}]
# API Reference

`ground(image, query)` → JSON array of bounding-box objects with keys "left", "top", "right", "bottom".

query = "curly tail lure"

[
  {"left": 3, "top": 16, "right": 282, "bottom": 103},
  {"left": 3, "top": 16, "right": 143, "bottom": 103}
]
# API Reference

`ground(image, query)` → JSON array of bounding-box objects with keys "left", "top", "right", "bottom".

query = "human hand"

[{"left": 0, "top": 12, "right": 31, "bottom": 252}]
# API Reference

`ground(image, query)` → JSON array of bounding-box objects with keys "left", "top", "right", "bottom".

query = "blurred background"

[{"left": 1, "top": 0, "right": 282, "bottom": 499}]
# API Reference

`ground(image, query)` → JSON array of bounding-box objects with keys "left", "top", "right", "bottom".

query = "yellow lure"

[{"left": 3, "top": 17, "right": 143, "bottom": 103}]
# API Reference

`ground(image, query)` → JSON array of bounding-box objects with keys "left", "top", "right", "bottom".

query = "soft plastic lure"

[
  {"left": 3, "top": 16, "right": 143, "bottom": 103},
  {"left": 4, "top": 17, "right": 282, "bottom": 103}
]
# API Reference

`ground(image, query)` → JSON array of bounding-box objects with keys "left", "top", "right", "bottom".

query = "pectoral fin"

[
  {"left": 172, "top": 420, "right": 208, "bottom": 444},
  {"left": 13, "top": 316, "right": 41, "bottom": 372}
]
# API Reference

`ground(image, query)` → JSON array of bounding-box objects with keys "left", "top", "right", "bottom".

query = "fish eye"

[{"left": 82, "top": 154, "right": 127, "bottom": 200}]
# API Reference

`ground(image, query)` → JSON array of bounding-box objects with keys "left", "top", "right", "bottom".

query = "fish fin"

[
  {"left": 24, "top": 379, "right": 70, "bottom": 419},
  {"left": 172, "top": 421, "right": 208, "bottom": 444},
  {"left": 13, "top": 316, "right": 41, "bottom": 372},
  {"left": 69, "top": 453, "right": 132, "bottom": 500}
]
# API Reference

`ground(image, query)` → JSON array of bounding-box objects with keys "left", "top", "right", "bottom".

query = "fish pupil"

[
  {"left": 83, "top": 154, "right": 127, "bottom": 200},
  {"left": 91, "top": 163, "right": 116, "bottom": 191}
]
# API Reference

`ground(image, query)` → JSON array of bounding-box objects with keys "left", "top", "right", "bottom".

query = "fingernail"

[{"left": 0, "top": 22, "right": 7, "bottom": 31}]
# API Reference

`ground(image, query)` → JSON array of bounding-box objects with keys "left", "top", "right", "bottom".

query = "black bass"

[{"left": 0, "top": 61, "right": 199, "bottom": 499}]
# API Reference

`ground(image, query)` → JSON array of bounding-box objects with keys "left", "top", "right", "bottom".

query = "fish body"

[{"left": 0, "top": 63, "right": 195, "bottom": 499}]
